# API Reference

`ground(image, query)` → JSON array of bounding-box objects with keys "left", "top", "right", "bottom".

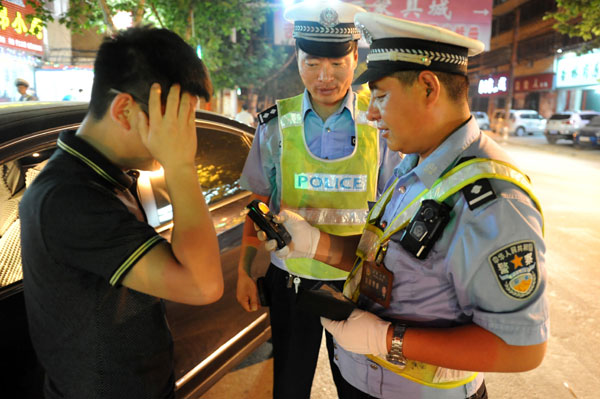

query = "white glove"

[
  {"left": 321, "top": 309, "right": 390, "bottom": 356},
  {"left": 261, "top": 209, "right": 320, "bottom": 260}
]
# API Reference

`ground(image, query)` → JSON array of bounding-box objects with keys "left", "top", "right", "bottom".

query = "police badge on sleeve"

[{"left": 488, "top": 240, "right": 539, "bottom": 299}]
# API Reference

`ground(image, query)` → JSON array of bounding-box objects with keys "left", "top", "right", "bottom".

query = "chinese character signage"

[
  {"left": 0, "top": 1, "right": 43, "bottom": 55},
  {"left": 556, "top": 51, "right": 600, "bottom": 88},
  {"left": 275, "top": 0, "right": 493, "bottom": 51},
  {"left": 514, "top": 73, "right": 554, "bottom": 93},
  {"left": 478, "top": 74, "right": 509, "bottom": 96}
]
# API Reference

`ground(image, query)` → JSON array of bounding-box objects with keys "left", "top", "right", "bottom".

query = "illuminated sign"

[
  {"left": 275, "top": 0, "right": 493, "bottom": 50},
  {"left": 478, "top": 74, "right": 509, "bottom": 96},
  {"left": 556, "top": 51, "right": 600, "bottom": 88},
  {"left": 514, "top": 73, "right": 554, "bottom": 93},
  {"left": 0, "top": 1, "right": 43, "bottom": 55}
]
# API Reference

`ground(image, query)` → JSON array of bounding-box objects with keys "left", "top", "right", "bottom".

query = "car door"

[{"left": 0, "top": 103, "right": 271, "bottom": 399}]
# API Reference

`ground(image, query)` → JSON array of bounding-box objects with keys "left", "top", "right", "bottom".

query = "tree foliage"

[
  {"left": 5, "top": 0, "right": 288, "bottom": 90},
  {"left": 545, "top": 0, "right": 600, "bottom": 52}
]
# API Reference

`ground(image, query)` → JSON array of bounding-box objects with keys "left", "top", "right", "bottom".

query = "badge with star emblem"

[{"left": 488, "top": 240, "right": 539, "bottom": 299}]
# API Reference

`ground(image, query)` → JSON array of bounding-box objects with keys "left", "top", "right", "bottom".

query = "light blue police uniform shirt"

[
  {"left": 240, "top": 88, "right": 401, "bottom": 213},
  {"left": 334, "top": 117, "right": 549, "bottom": 398}
]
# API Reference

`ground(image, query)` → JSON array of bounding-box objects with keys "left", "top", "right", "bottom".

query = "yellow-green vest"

[
  {"left": 278, "top": 92, "right": 379, "bottom": 280},
  {"left": 343, "top": 158, "right": 544, "bottom": 389}
]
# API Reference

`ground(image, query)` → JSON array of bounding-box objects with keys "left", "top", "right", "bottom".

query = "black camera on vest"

[{"left": 399, "top": 199, "right": 451, "bottom": 260}]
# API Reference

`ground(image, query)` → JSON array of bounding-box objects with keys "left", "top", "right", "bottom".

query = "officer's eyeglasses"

[{"left": 108, "top": 88, "right": 149, "bottom": 115}]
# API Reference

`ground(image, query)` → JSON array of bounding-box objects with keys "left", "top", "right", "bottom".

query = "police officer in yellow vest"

[
  {"left": 235, "top": 2, "right": 402, "bottom": 398},
  {"left": 260, "top": 12, "right": 549, "bottom": 399}
]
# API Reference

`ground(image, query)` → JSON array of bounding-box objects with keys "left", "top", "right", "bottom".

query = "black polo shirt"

[{"left": 20, "top": 130, "right": 174, "bottom": 399}]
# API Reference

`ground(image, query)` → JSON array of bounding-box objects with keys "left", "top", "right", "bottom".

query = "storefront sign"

[
  {"left": 0, "top": 1, "right": 43, "bottom": 55},
  {"left": 275, "top": 0, "right": 493, "bottom": 50},
  {"left": 556, "top": 51, "right": 600, "bottom": 88},
  {"left": 477, "top": 74, "right": 509, "bottom": 96},
  {"left": 514, "top": 73, "right": 554, "bottom": 93}
]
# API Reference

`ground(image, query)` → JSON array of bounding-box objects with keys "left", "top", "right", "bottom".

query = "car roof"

[
  {"left": 0, "top": 102, "right": 89, "bottom": 143},
  {"left": 0, "top": 101, "right": 255, "bottom": 144}
]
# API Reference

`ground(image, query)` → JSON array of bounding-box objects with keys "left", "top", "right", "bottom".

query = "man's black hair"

[{"left": 89, "top": 26, "right": 212, "bottom": 120}]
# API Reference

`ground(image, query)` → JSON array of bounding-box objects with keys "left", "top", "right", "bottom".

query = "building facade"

[{"left": 468, "top": 0, "right": 594, "bottom": 118}]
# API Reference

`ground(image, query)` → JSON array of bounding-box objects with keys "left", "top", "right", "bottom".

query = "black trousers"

[
  {"left": 335, "top": 368, "right": 488, "bottom": 399},
  {"left": 264, "top": 264, "right": 346, "bottom": 399}
]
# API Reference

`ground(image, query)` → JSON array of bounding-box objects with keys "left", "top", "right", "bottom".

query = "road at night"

[{"left": 484, "top": 134, "right": 600, "bottom": 399}]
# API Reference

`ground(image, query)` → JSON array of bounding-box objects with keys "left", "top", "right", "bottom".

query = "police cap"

[
  {"left": 353, "top": 12, "right": 485, "bottom": 85},
  {"left": 284, "top": 1, "right": 365, "bottom": 58}
]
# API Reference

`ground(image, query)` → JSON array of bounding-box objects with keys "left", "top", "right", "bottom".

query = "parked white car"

[
  {"left": 490, "top": 109, "right": 547, "bottom": 136},
  {"left": 544, "top": 110, "right": 600, "bottom": 144},
  {"left": 471, "top": 111, "right": 490, "bottom": 130}
]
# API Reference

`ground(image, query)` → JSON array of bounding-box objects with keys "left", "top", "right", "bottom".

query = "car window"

[
  {"left": 580, "top": 114, "right": 598, "bottom": 121},
  {"left": 137, "top": 128, "right": 252, "bottom": 229},
  {"left": 196, "top": 129, "right": 250, "bottom": 205},
  {"left": 550, "top": 114, "right": 570, "bottom": 120}
]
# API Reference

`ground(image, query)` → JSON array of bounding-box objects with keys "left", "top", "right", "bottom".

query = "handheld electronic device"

[
  {"left": 246, "top": 200, "right": 292, "bottom": 250},
  {"left": 296, "top": 282, "right": 356, "bottom": 321}
]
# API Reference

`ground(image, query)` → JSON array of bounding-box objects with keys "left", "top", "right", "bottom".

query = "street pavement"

[{"left": 204, "top": 131, "right": 600, "bottom": 399}]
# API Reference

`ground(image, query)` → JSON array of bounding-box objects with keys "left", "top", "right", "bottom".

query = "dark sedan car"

[
  {"left": 0, "top": 102, "right": 270, "bottom": 398},
  {"left": 573, "top": 115, "right": 600, "bottom": 148}
]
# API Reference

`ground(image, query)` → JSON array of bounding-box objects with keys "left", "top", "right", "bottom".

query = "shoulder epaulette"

[
  {"left": 453, "top": 156, "right": 497, "bottom": 210},
  {"left": 461, "top": 178, "right": 497, "bottom": 211},
  {"left": 257, "top": 104, "right": 278, "bottom": 125}
]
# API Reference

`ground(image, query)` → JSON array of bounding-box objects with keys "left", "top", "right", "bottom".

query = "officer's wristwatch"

[{"left": 386, "top": 324, "right": 407, "bottom": 368}]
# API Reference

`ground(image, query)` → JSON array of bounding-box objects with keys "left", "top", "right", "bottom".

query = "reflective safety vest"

[
  {"left": 343, "top": 158, "right": 544, "bottom": 388},
  {"left": 278, "top": 93, "right": 379, "bottom": 280}
]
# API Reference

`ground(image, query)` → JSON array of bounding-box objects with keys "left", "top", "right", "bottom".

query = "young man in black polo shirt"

[{"left": 19, "top": 27, "right": 223, "bottom": 399}]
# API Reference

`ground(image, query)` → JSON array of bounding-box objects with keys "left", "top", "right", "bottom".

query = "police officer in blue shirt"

[
  {"left": 260, "top": 12, "right": 549, "bottom": 399},
  {"left": 235, "top": 2, "right": 402, "bottom": 398}
]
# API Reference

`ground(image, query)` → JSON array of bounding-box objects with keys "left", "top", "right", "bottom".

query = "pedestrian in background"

[
  {"left": 20, "top": 26, "right": 223, "bottom": 399},
  {"left": 15, "top": 78, "right": 38, "bottom": 101},
  {"left": 235, "top": 1, "right": 402, "bottom": 398},
  {"left": 261, "top": 12, "right": 548, "bottom": 399},
  {"left": 235, "top": 100, "right": 256, "bottom": 126}
]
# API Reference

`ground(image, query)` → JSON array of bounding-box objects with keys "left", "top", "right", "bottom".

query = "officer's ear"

[{"left": 418, "top": 71, "right": 440, "bottom": 105}]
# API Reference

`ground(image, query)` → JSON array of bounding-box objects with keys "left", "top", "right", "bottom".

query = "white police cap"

[
  {"left": 284, "top": 1, "right": 366, "bottom": 57},
  {"left": 353, "top": 12, "right": 485, "bottom": 84}
]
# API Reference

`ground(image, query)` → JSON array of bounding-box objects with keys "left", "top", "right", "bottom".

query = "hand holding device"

[
  {"left": 246, "top": 200, "right": 291, "bottom": 249},
  {"left": 267, "top": 209, "right": 320, "bottom": 260}
]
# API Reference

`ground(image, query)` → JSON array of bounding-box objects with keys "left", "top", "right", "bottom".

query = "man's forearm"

[
  {"left": 313, "top": 233, "right": 361, "bottom": 271},
  {"left": 398, "top": 323, "right": 546, "bottom": 372},
  {"left": 164, "top": 164, "right": 222, "bottom": 290}
]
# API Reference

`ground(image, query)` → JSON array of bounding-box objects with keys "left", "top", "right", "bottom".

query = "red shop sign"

[
  {"left": 514, "top": 73, "right": 554, "bottom": 93},
  {"left": 0, "top": 1, "right": 44, "bottom": 55}
]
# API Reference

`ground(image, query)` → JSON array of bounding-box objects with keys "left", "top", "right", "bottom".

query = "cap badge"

[{"left": 319, "top": 8, "right": 339, "bottom": 28}]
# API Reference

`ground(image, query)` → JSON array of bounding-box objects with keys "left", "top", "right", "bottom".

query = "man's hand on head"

[{"left": 137, "top": 83, "right": 198, "bottom": 171}]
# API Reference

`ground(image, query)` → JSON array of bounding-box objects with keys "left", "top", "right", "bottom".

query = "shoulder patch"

[
  {"left": 461, "top": 178, "right": 497, "bottom": 210},
  {"left": 257, "top": 105, "right": 278, "bottom": 125},
  {"left": 488, "top": 240, "right": 539, "bottom": 299}
]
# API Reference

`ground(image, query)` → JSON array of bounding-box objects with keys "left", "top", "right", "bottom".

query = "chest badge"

[{"left": 489, "top": 240, "right": 539, "bottom": 299}]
